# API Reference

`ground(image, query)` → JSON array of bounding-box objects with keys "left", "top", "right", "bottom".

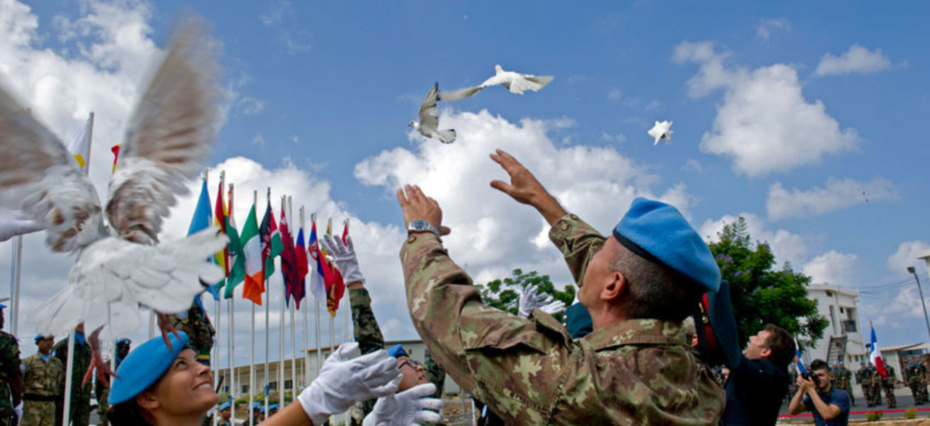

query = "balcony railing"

[{"left": 841, "top": 320, "right": 857, "bottom": 334}]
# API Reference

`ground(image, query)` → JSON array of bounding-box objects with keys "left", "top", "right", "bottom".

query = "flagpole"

[
  {"left": 264, "top": 187, "right": 271, "bottom": 419},
  {"left": 213, "top": 171, "right": 224, "bottom": 426},
  {"left": 343, "top": 219, "right": 350, "bottom": 346},
  {"left": 228, "top": 182, "right": 237, "bottom": 426},
  {"left": 300, "top": 206, "right": 309, "bottom": 390},
  {"left": 250, "top": 189, "right": 257, "bottom": 426},
  {"left": 61, "top": 329, "right": 75, "bottom": 426},
  {"left": 288, "top": 196, "right": 297, "bottom": 401},
  {"left": 312, "top": 213, "right": 323, "bottom": 382},
  {"left": 9, "top": 235, "right": 21, "bottom": 336},
  {"left": 327, "top": 218, "right": 335, "bottom": 361},
  {"left": 84, "top": 112, "right": 94, "bottom": 176},
  {"left": 278, "top": 195, "right": 286, "bottom": 409}
]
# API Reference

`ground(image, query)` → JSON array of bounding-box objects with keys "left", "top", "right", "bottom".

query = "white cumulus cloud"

[
  {"left": 756, "top": 18, "right": 791, "bottom": 41},
  {"left": 815, "top": 44, "right": 892, "bottom": 76},
  {"left": 802, "top": 251, "right": 860, "bottom": 286},
  {"left": 767, "top": 177, "right": 898, "bottom": 221},
  {"left": 698, "top": 212, "right": 808, "bottom": 267},
  {"left": 673, "top": 41, "right": 858, "bottom": 177}
]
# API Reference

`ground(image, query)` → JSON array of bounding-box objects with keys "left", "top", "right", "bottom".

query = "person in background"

[
  {"left": 21, "top": 335, "right": 63, "bottom": 426},
  {"left": 0, "top": 300, "right": 23, "bottom": 426},
  {"left": 216, "top": 401, "right": 231, "bottom": 426},
  {"left": 788, "top": 359, "right": 851, "bottom": 426},
  {"left": 95, "top": 338, "right": 131, "bottom": 426},
  {"left": 720, "top": 324, "right": 796, "bottom": 425},
  {"left": 54, "top": 323, "right": 93, "bottom": 426},
  {"left": 882, "top": 363, "right": 897, "bottom": 408},
  {"left": 835, "top": 361, "right": 854, "bottom": 406}
]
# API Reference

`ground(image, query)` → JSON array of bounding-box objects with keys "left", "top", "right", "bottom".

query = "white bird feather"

[
  {"left": 0, "top": 18, "right": 227, "bottom": 339},
  {"left": 410, "top": 82, "right": 456, "bottom": 144},
  {"left": 479, "top": 65, "right": 554, "bottom": 95}
]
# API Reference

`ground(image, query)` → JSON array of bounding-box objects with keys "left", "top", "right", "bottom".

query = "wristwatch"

[{"left": 408, "top": 219, "right": 440, "bottom": 237}]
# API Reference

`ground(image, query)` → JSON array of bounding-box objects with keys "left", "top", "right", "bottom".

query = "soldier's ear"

[
  {"left": 137, "top": 391, "right": 160, "bottom": 411},
  {"left": 602, "top": 271, "right": 626, "bottom": 302}
]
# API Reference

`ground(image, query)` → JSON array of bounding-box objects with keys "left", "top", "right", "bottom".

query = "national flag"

[
  {"left": 189, "top": 179, "right": 219, "bottom": 301},
  {"left": 111, "top": 144, "right": 122, "bottom": 173},
  {"left": 795, "top": 347, "right": 807, "bottom": 373},
  {"left": 323, "top": 220, "right": 346, "bottom": 316},
  {"left": 260, "top": 201, "right": 284, "bottom": 280},
  {"left": 870, "top": 324, "right": 887, "bottom": 378},
  {"left": 307, "top": 220, "right": 326, "bottom": 301},
  {"left": 279, "top": 208, "right": 299, "bottom": 305},
  {"left": 225, "top": 186, "right": 246, "bottom": 298},
  {"left": 213, "top": 181, "right": 229, "bottom": 296},
  {"left": 66, "top": 115, "right": 92, "bottom": 170},
  {"left": 294, "top": 227, "right": 309, "bottom": 309},
  {"left": 240, "top": 204, "right": 264, "bottom": 305}
]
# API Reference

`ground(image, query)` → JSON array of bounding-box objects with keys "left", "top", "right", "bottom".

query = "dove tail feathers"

[
  {"left": 28, "top": 285, "right": 85, "bottom": 336},
  {"left": 437, "top": 129, "right": 456, "bottom": 144}
]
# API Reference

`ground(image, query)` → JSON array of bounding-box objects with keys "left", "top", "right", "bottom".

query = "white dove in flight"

[
  {"left": 648, "top": 120, "right": 673, "bottom": 145},
  {"left": 479, "top": 65, "right": 555, "bottom": 95},
  {"left": 410, "top": 82, "right": 457, "bottom": 143},
  {"left": 0, "top": 16, "right": 227, "bottom": 362}
]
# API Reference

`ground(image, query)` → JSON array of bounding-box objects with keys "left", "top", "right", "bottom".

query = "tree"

[
  {"left": 475, "top": 268, "right": 575, "bottom": 321},
  {"left": 709, "top": 217, "right": 829, "bottom": 349}
]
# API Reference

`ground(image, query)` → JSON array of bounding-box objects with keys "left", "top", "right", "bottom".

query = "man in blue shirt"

[
  {"left": 720, "top": 324, "right": 795, "bottom": 425},
  {"left": 789, "top": 359, "right": 851, "bottom": 426}
]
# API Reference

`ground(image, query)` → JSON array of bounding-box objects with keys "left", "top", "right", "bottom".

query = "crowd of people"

[{"left": 1, "top": 149, "right": 921, "bottom": 426}]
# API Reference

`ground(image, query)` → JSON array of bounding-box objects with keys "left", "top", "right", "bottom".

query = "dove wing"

[
  {"left": 479, "top": 74, "right": 508, "bottom": 88},
  {"left": 417, "top": 82, "right": 441, "bottom": 132},
  {"left": 107, "top": 18, "right": 222, "bottom": 244},
  {"left": 0, "top": 83, "right": 106, "bottom": 253},
  {"left": 28, "top": 228, "right": 227, "bottom": 338},
  {"left": 439, "top": 85, "right": 483, "bottom": 101}
]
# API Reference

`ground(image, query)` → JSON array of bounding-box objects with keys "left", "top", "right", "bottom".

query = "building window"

[
  {"left": 285, "top": 380, "right": 293, "bottom": 390},
  {"left": 242, "top": 385, "right": 250, "bottom": 394},
  {"left": 269, "top": 381, "right": 278, "bottom": 391}
]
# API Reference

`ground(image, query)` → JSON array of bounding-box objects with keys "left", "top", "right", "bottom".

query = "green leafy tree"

[
  {"left": 709, "top": 217, "right": 829, "bottom": 349},
  {"left": 475, "top": 268, "right": 575, "bottom": 321}
]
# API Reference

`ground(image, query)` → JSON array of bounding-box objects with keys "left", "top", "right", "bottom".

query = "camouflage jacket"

[
  {"left": 400, "top": 214, "right": 725, "bottom": 425},
  {"left": 165, "top": 300, "right": 216, "bottom": 359},
  {"left": 836, "top": 368, "right": 850, "bottom": 389},
  {"left": 0, "top": 331, "right": 20, "bottom": 409},
  {"left": 22, "top": 353, "right": 63, "bottom": 397},
  {"left": 53, "top": 336, "right": 93, "bottom": 400}
]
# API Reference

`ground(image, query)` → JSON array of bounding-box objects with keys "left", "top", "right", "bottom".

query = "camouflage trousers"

[
  {"left": 883, "top": 381, "right": 896, "bottom": 407},
  {"left": 97, "top": 387, "right": 109, "bottom": 426},
  {"left": 870, "top": 384, "right": 883, "bottom": 406},
  {"left": 910, "top": 379, "right": 928, "bottom": 404},
  {"left": 843, "top": 385, "right": 855, "bottom": 405},
  {"left": 21, "top": 401, "right": 56, "bottom": 426},
  {"left": 55, "top": 397, "right": 92, "bottom": 426}
]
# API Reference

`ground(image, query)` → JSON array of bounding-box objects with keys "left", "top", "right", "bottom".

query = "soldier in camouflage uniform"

[
  {"left": 163, "top": 297, "right": 215, "bottom": 365},
  {"left": 858, "top": 361, "right": 876, "bottom": 407},
  {"left": 395, "top": 151, "right": 726, "bottom": 424},
  {"left": 908, "top": 361, "right": 925, "bottom": 404},
  {"left": 54, "top": 324, "right": 93, "bottom": 426},
  {"left": 321, "top": 233, "right": 444, "bottom": 425},
  {"left": 918, "top": 361, "right": 929, "bottom": 404},
  {"left": 93, "top": 338, "right": 129, "bottom": 426},
  {"left": 0, "top": 301, "right": 23, "bottom": 426},
  {"left": 836, "top": 361, "right": 854, "bottom": 406},
  {"left": 882, "top": 364, "right": 897, "bottom": 408},
  {"left": 21, "top": 334, "right": 63, "bottom": 426},
  {"left": 868, "top": 362, "right": 883, "bottom": 406}
]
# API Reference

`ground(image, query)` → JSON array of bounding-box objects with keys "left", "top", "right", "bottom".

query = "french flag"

[{"left": 870, "top": 324, "right": 887, "bottom": 378}]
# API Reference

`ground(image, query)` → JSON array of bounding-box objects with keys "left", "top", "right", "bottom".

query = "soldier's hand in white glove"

[
  {"left": 298, "top": 342, "right": 402, "bottom": 425},
  {"left": 321, "top": 234, "right": 365, "bottom": 284},
  {"left": 518, "top": 284, "right": 566, "bottom": 318},
  {"left": 362, "top": 383, "right": 444, "bottom": 426},
  {"left": 13, "top": 402, "right": 22, "bottom": 422}
]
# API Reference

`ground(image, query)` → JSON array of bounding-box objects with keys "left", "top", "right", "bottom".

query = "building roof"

[
  {"left": 879, "top": 342, "right": 923, "bottom": 352},
  {"left": 807, "top": 283, "right": 859, "bottom": 297}
]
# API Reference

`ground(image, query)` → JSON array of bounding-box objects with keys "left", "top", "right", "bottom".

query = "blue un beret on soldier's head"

[
  {"left": 108, "top": 331, "right": 190, "bottom": 405},
  {"left": 613, "top": 197, "right": 721, "bottom": 292},
  {"left": 387, "top": 344, "right": 408, "bottom": 358},
  {"left": 219, "top": 401, "right": 231, "bottom": 411}
]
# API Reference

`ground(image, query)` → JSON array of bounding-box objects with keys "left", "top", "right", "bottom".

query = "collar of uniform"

[{"left": 585, "top": 318, "right": 686, "bottom": 351}]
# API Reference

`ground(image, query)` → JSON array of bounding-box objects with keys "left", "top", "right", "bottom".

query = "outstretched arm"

[{"left": 489, "top": 149, "right": 566, "bottom": 226}]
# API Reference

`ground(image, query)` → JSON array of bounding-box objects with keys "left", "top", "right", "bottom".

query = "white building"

[
  {"left": 805, "top": 283, "right": 868, "bottom": 370},
  {"left": 215, "top": 339, "right": 462, "bottom": 398}
]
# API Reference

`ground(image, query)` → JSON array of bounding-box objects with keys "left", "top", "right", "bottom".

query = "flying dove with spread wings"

[{"left": 0, "top": 18, "right": 226, "bottom": 384}]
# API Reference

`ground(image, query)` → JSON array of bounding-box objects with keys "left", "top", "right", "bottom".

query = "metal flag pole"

[
  {"left": 312, "top": 213, "right": 323, "bottom": 381},
  {"left": 300, "top": 206, "right": 310, "bottom": 390},
  {"left": 228, "top": 182, "right": 237, "bottom": 425},
  {"left": 213, "top": 171, "right": 224, "bottom": 426},
  {"left": 61, "top": 328, "right": 75, "bottom": 426},
  {"left": 343, "top": 219, "right": 350, "bottom": 345},
  {"left": 278, "top": 195, "right": 286, "bottom": 409},
  {"left": 264, "top": 187, "right": 271, "bottom": 419},
  {"left": 249, "top": 189, "right": 257, "bottom": 426},
  {"left": 288, "top": 196, "right": 297, "bottom": 402},
  {"left": 9, "top": 235, "right": 21, "bottom": 336}
]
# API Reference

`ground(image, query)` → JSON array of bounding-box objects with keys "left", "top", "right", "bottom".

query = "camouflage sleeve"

[
  {"left": 547, "top": 214, "right": 606, "bottom": 287},
  {"left": 0, "top": 333, "right": 19, "bottom": 373},
  {"left": 424, "top": 349, "right": 445, "bottom": 399},
  {"left": 401, "top": 233, "right": 570, "bottom": 422},
  {"left": 349, "top": 288, "right": 385, "bottom": 356}
]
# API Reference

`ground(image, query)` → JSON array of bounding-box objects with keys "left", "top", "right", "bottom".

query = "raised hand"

[
  {"left": 320, "top": 234, "right": 365, "bottom": 284},
  {"left": 489, "top": 149, "right": 566, "bottom": 225},
  {"left": 363, "top": 383, "right": 444, "bottom": 426}
]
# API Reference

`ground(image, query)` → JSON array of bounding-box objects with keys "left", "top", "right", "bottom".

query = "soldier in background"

[
  {"left": 94, "top": 338, "right": 130, "bottom": 426},
  {"left": 908, "top": 360, "right": 925, "bottom": 404},
  {"left": 868, "top": 362, "right": 882, "bottom": 407},
  {"left": 918, "top": 360, "right": 929, "bottom": 404},
  {"left": 53, "top": 323, "right": 93, "bottom": 426},
  {"left": 21, "top": 335, "right": 63, "bottom": 426},
  {"left": 0, "top": 300, "right": 23, "bottom": 426},
  {"left": 836, "top": 361, "right": 854, "bottom": 406},
  {"left": 163, "top": 298, "right": 215, "bottom": 365},
  {"left": 882, "top": 364, "right": 897, "bottom": 408},
  {"left": 856, "top": 361, "right": 875, "bottom": 407}
]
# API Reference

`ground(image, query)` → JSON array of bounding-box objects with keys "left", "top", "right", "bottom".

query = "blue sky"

[{"left": 2, "top": 0, "right": 930, "bottom": 363}]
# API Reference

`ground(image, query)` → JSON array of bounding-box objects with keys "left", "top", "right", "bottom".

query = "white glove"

[
  {"left": 298, "top": 342, "right": 402, "bottom": 425},
  {"left": 13, "top": 402, "right": 22, "bottom": 421},
  {"left": 321, "top": 234, "right": 366, "bottom": 284},
  {"left": 363, "top": 383, "right": 444, "bottom": 426},
  {"left": 518, "top": 284, "right": 566, "bottom": 318}
]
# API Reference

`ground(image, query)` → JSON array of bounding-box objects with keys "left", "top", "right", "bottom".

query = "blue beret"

[
  {"left": 562, "top": 304, "right": 593, "bottom": 339},
  {"left": 252, "top": 402, "right": 262, "bottom": 410},
  {"left": 387, "top": 344, "right": 408, "bottom": 358},
  {"left": 0, "top": 303, "right": 5, "bottom": 309},
  {"left": 260, "top": 404, "right": 279, "bottom": 414},
  {"left": 34, "top": 334, "right": 50, "bottom": 341},
  {"left": 108, "top": 331, "right": 190, "bottom": 405},
  {"left": 220, "top": 401, "right": 231, "bottom": 411},
  {"left": 613, "top": 198, "right": 720, "bottom": 292}
]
